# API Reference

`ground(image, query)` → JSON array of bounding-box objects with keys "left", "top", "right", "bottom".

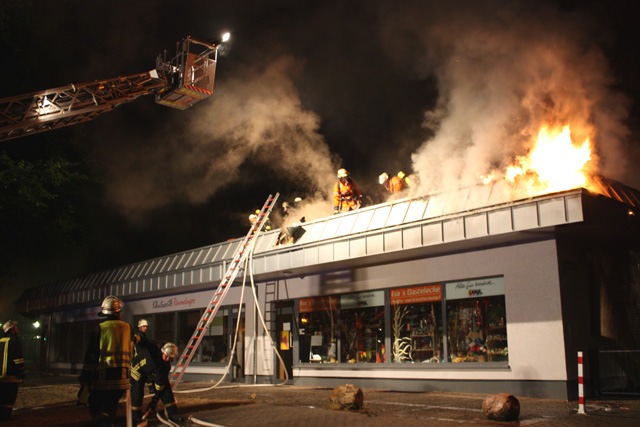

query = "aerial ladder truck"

[
  {"left": 0, "top": 35, "right": 227, "bottom": 142},
  {"left": 1, "top": 33, "right": 282, "bottom": 390}
]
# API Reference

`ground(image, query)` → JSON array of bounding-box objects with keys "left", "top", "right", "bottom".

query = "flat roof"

[{"left": 15, "top": 176, "right": 640, "bottom": 314}]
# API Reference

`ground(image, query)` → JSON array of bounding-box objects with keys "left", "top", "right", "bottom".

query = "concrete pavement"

[{"left": 9, "top": 374, "right": 640, "bottom": 426}]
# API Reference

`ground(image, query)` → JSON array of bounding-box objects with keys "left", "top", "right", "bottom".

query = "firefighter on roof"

[
  {"left": 78, "top": 296, "right": 132, "bottom": 427},
  {"left": 0, "top": 320, "right": 25, "bottom": 421},
  {"left": 379, "top": 171, "right": 407, "bottom": 194},
  {"left": 131, "top": 342, "right": 183, "bottom": 426},
  {"left": 249, "top": 209, "right": 272, "bottom": 231},
  {"left": 333, "top": 168, "right": 363, "bottom": 214}
]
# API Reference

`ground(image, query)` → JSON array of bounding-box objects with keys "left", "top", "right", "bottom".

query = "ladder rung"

[{"left": 170, "top": 193, "right": 279, "bottom": 391}]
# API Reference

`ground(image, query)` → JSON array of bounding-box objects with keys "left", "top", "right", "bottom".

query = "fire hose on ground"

[{"left": 173, "top": 243, "right": 289, "bottom": 426}]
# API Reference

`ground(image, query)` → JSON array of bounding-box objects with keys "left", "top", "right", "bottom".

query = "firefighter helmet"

[
  {"left": 2, "top": 320, "right": 18, "bottom": 333},
  {"left": 378, "top": 172, "right": 389, "bottom": 185},
  {"left": 137, "top": 319, "right": 148, "bottom": 328},
  {"left": 100, "top": 295, "right": 123, "bottom": 316},
  {"left": 161, "top": 342, "right": 179, "bottom": 359},
  {"left": 337, "top": 168, "right": 349, "bottom": 178}
]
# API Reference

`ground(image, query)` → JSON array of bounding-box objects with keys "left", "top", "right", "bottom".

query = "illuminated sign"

[
  {"left": 340, "top": 290, "right": 384, "bottom": 309},
  {"left": 445, "top": 277, "right": 505, "bottom": 300},
  {"left": 298, "top": 296, "right": 338, "bottom": 313},
  {"left": 390, "top": 284, "right": 442, "bottom": 305}
]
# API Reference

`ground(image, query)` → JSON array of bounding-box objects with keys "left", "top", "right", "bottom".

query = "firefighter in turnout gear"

[
  {"left": 132, "top": 319, "right": 153, "bottom": 358},
  {"left": 131, "top": 342, "right": 182, "bottom": 426},
  {"left": 379, "top": 171, "right": 407, "bottom": 194},
  {"left": 333, "top": 168, "right": 363, "bottom": 214},
  {"left": 78, "top": 296, "right": 132, "bottom": 427},
  {"left": 0, "top": 320, "right": 25, "bottom": 420}
]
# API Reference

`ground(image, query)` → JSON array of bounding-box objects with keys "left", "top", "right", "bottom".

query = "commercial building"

[{"left": 15, "top": 177, "right": 640, "bottom": 399}]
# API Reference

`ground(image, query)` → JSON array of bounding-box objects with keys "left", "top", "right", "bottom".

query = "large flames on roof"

[{"left": 484, "top": 125, "right": 599, "bottom": 197}]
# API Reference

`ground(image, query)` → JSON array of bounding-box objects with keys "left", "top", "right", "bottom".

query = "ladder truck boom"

[{"left": 0, "top": 36, "right": 221, "bottom": 142}]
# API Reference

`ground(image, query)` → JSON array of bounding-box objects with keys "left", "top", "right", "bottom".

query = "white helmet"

[
  {"left": 337, "top": 168, "right": 349, "bottom": 178},
  {"left": 378, "top": 172, "right": 389, "bottom": 185},
  {"left": 161, "top": 342, "right": 179, "bottom": 359},
  {"left": 137, "top": 319, "right": 148, "bottom": 328},
  {"left": 100, "top": 295, "right": 123, "bottom": 316},
  {"left": 2, "top": 320, "right": 18, "bottom": 333}
]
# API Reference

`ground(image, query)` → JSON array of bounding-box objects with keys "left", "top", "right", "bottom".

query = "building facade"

[{"left": 16, "top": 179, "right": 640, "bottom": 399}]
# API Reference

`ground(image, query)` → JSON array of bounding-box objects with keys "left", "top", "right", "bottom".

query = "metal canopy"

[{"left": 15, "top": 177, "right": 640, "bottom": 314}]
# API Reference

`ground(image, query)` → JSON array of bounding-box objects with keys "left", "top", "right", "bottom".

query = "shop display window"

[
  {"left": 390, "top": 284, "right": 443, "bottom": 363},
  {"left": 55, "top": 321, "right": 91, "bottom": 363},
  {"left": 178, "top": 310, "right": 201, "bottom": 352},
  {"left": 201, "top": 309, "right": 235, "bottom": 363},
  {"left": 445, "top": 278, "right": 508, "bottom": 363},
  {"left": 296, "top": 277, "right": 506, "bottom": 366},
  {"left": 155, "top": 312, "right": 175, "bottom": 346},
  {"left": 339, "top": 291, "right": 386, "bottom": 363},
  {"left": 298, "top": 296, "right": 339, "bottom": 363}
]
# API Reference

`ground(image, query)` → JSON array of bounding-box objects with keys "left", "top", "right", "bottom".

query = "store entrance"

[{"left": 275, "top": 301, "right": 295, "bottom": 382}]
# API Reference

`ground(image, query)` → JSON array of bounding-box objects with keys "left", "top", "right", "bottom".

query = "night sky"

[{"left": 1, "top": 0, "right": 639, "bottom": 320}]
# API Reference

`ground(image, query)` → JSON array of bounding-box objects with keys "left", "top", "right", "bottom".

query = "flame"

[{"left": 504, "top": 125, "right": 593, "bottom": 195}]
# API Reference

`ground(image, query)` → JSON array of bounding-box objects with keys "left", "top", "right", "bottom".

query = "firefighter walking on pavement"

[
  {"left": 333, "top": 168, "right": 364, "bottom": 214},
  {"left": 78, "top": 296, "right": 132, "bottom": 427},
  {"left": 130, "top": 342, "right": 183, "bottom": 426},
  {"left": 0, "top": 320, "right": 25, "bottom": 421}
]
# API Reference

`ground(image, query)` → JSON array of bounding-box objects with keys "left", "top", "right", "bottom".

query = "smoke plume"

[
  {"left": 380, "top": 1, "right": 632, "bottom": 195},
  {"left": 101, "top": 56, "right": 338, "bottom": 221}
]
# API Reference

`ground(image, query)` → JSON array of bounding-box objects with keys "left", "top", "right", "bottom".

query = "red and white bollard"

[{"left": 577, "top": 351, "right": 586, "bottom": 414}]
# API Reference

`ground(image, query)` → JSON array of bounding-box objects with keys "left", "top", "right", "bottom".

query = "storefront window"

[
  {"left": 155, "top": 313, "right": 175, "bottom": 346},
  {"left": 390, "top": 284, "right": 443, "bottom": 363},
  {"left": 445, "top": 277, "right": 508, "bottom": 363},
  {"left": 178, "top": 310, "right": 201, "bottom": 354},
  {"left": 339, "top": 291, "right": 385, "bottom": 363},
  {"left": 298, "top": 296, "right": 339, "bottom": 363},
  {"left": 201, "top": 308, "right": 236, "bottom": 363},
  {"left": 55, "top": 321, "right": 91, "bottom": 363}
]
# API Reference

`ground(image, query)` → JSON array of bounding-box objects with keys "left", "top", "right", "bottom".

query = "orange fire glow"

[{"left": 503, "top": 125, "right": 594, "bottom": 195}]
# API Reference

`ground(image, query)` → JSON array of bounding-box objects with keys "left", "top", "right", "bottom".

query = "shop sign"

[
  {"left": 150, "top": 295, "right": 197, "bottom": 312},
  {"left": 445, "top": 277, "right": 505, "bottom": 300},
  {"left": 299, "top": 296, "right": 339, "bottom": 313},
  {"left": 340, "top": 290, "right": 384, "bottom": 309},
  {"left": 390, "top": 284, "right": 442, "bottom": 305}
]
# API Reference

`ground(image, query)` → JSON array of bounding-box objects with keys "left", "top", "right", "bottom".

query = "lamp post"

[{"left": 33, "top": 320, "right": 42, "bottom": 372}]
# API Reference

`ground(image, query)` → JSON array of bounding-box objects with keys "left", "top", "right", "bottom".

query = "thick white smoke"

[
  {"left": 380, "top": 1, "right": 632, "bottom": 195},
  {"left": 101, "top": 56, "right": 338, "bottom": 221}
]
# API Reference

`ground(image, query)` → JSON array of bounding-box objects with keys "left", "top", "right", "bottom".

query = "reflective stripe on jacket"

[
  {"left": 333, "top": 178, "right": 363, "bottom": 210},
  {"left": 80, "top": 318, "right": 132, "bottom": 390},
  {"left": 0, "top": 335, "right": 25, "bottom": 383},
  {"left": 98, "top": 320, "right": 132, "bottom": 369}
]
